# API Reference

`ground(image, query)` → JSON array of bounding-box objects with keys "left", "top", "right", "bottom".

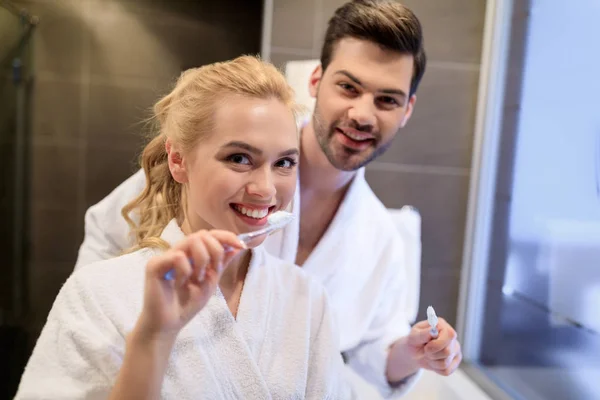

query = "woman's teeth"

[{"left": 234, "top": 205, "right": 269, "bottom": 219}]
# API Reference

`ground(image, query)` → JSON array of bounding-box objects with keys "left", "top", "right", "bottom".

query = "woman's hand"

[
  {"left": 110, "top": 230, "right": 245, "bottom": 400},
  {"left": 135, "top": 230, "right": 246, "bottom": 342}
]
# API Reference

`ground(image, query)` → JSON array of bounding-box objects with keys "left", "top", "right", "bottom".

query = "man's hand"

[
  {"left": 408, "top": 318, "right": 462, "bottom": 376},
  {"left": 387, "top": 318, "right": 462, "bottom": 383}
]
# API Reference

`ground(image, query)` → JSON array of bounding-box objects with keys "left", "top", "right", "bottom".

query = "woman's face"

[{"left": 169, "top": 95, "right": 299, "bottom": 246}]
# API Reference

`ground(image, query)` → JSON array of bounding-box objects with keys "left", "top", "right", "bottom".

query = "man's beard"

[{"left": 312, "top": 101, "right": 394, "bottom": 171}]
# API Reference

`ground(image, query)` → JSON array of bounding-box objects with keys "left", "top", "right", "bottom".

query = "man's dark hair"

[{"left": 320, "top": 0, "right": 427, "bottom": 96}]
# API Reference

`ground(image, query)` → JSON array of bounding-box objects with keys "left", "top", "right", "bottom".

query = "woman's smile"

[{"left": 230, "top": 203, "right": 276, "bottom": 227}]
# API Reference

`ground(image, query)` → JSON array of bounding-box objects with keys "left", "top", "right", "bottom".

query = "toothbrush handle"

[
  {"left": 430, "top": 327, "right": 439, "bottom": 339},
  {"left": 236, "top": 225, "right": 274, "bottom": 243}
]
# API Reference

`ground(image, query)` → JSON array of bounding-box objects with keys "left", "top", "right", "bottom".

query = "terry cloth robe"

[
  {"left": 74, "top": 168, "right": 421, "bottom": 398},
  {"left": 267, "top": 168, "right": 422, "bottom": 399},
  {"left": 302, "top": 168, "right": 421, "bottom": 398},
  {"left": 17, "top": 220, "right": 352, "bottom": 400}
]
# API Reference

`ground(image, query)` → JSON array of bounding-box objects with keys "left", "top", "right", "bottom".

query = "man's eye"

[
  {"left": 339, "top": 83, "right": 357, "bottom": 93},
  {"left": 379, "top": 96, "right": 399, "bottom": 105}
]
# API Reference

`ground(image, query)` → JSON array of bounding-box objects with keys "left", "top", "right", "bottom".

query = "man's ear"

[
  {"left": 166, "top": 138, "right": 188, "bottom": 184},
  {"left": 308, "top": 64, "right": 323, "bottom": 99},
  {"left": 400, "top": 94, "right": 417, "bottom": 128}
]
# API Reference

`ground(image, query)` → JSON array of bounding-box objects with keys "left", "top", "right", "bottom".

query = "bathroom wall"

[
  {"left": 265, "top": 0, "right": 487, "bottom": 324},
  {"left": 1, "top": 2, "right": 24, "bottom": 320},
  {"left": 13, "top": 0, "right": 263, "bottom": 337}
]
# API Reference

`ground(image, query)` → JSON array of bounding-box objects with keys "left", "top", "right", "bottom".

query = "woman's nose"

[{"left": 246, "top": 169, "right": 276, "bottom": 199}]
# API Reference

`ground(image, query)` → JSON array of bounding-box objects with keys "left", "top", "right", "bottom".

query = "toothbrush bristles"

[{"left": 267, "top": 211, "right": 294, "bottom": 227}]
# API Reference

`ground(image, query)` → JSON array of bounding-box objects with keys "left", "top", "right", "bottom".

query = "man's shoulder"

[
  {"left": 90, "top": 169, "right": 146, "bottom": 211},
  {"left": 351, "top": 173, "right": 402, "bottom": 238},
  {"left": 73, "top": 248, "right": 153, "bottom": 294}
]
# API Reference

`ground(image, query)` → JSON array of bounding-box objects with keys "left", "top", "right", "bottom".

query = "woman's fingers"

[
  {"left": 209, "top": 230, "right": 247, "bottom": 251},
  {"left": 185, "top": 232, "right": 211, "bottom": 282},
  {"left": 209, "top": 230, "right": 247, "bottom": 266},
  {"left": 200, "top": 232, "right": 228, "bottom": 280},
  {"left": 148, "top": 249, "right": 193, "bottom": 287},
  {"left": 159, "top": 229, "right": 247, "bottom": 283}
]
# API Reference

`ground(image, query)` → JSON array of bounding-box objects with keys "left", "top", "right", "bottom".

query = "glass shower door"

[
  {"left": 458, "top": 1, "right": 600, "bottom": 399},
  {"left": 0, "top": 1, "right": 37, "bottom": 397}
]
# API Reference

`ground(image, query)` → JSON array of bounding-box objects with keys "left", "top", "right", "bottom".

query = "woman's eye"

[
  {"left": 276, "top": 158, "right": 298, "bottom": 169},
  {"left": 227, "top": 154, "right": 251, "bottom": 165}
]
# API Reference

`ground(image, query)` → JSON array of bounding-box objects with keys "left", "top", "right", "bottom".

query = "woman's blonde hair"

[{"left": 122, "top": 55, "right": 300, "bottom": 252}]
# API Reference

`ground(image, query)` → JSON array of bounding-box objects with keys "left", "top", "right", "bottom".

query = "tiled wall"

[
  {"left": 13, "top": 0, "right": 262, "bottom": 335},
  {"left": 0, "top": 5, "right": 26, "bottom": 319},
  {"left": 267, "top": 0, "right": 487, "bottom": 324}
]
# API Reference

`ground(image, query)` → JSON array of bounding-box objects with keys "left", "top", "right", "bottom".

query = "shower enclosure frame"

[{"left": 1, "top": 0, "right": 37, "bottom": 324}]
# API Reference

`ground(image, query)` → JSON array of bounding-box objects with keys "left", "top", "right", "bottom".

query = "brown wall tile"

[
  {"left": 29, "top": 206, "right": 82, "bottom": 264},
  {"left": 84, "top": 146, "right": 138, "bottom": 208},
  {"left": 14, "top": 0, "right": 87, "bottom": 77},
  {"left": 271, "top": 0, "right": 316, "bottom": 50},
  {"left": 418, "top": 269, "right": 462, "bottom": 325},
  {"left": 31, "top": 79, "right": 83, "bottom": 143},
  {"left": 402, "top": 0, "right": 486, "bottom": 64},
  {"left": 365, "top": 167, "right": 470, "bottom": 275},
  {"left": 88, "top": 1, "right": 262, "bottom": 79},
  {"left": 378, "top": 67, "right": 480, "bottom": 169},
  {"left": 86, "top": 78, "right": 162, "bottom": 150},
  {"left": 31, "top": 143, "right": 80, "bottom": 208}
]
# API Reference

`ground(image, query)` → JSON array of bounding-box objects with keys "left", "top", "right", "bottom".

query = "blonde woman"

[{"left": 16, "top": 56, "right": 350, "bottom": 399}]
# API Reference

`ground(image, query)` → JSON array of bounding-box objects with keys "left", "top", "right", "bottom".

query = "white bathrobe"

[
  {"left": 295, "top": 169, "right": 421, "bottom": 398},
  {"left": 17, "top": 220, "right": 351, "bottom": 400},
  {"left": 75, "top": 168, "right": 420, "bottom": 398}
]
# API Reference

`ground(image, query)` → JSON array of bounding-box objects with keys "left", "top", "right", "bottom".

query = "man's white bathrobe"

[
  {"left": 17, "top": 220, "right": 350, "bottom": 400},
  {"left": 74, "top": 167, "right": 420, "bottom": 398}
]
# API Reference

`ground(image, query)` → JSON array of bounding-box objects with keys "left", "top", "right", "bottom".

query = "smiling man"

[
  {"left": 312, "top": 46, "right": 414, "bottom": 170},
  {"left": 74, "top": 1, "right": 462, "bottom": 397}
]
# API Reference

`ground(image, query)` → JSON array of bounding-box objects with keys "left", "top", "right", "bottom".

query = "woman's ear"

[{"left": 166, "top": 139, "right": 188, "bottom": 183}]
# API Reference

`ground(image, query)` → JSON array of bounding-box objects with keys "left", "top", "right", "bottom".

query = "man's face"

[{"left": 309, "top": 37, "right": 417, "bottom": 171}]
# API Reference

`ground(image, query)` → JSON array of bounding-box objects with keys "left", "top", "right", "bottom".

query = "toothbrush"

[
  {"left": 427, "top": 305, "right": 439, "bottom": 339},
  {"left": 235, "top": 210, "right": 294, "bottom": 244},
  {"left": 164, "top": 211, "right": 295, "bottom": 281}
]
